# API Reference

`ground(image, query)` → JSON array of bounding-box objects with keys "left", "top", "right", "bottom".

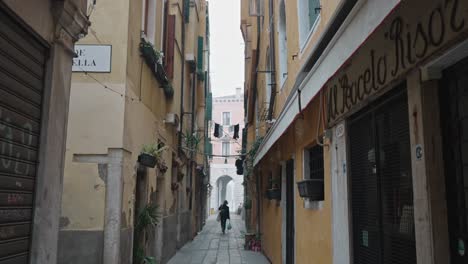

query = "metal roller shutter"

[
  {"left": 349, "top": 87, "right": 416, "bottom": 264},
  {"left": 0, "top": 7, "right": 47, "bottom": 264},
  {"left": 440, "top": 58, "right": 468, "bottom": 264}
]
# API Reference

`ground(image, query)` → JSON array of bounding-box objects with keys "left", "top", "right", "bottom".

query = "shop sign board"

[{"left": 326, "top": 0, "right": 468, "bottom": 126}]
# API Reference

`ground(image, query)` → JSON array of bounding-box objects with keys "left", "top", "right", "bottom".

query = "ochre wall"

[
  {"left": 258, "top": 97, "right": 332, "bottom": 264},
  {"left": 62, "top": 0, "right": 130, "bottom": 230}
]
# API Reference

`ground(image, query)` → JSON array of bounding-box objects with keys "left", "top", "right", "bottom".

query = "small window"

[
  {"left": 222, "top": 142, "right": 231, "bottom": 156},
  {"left": 222, "top": 112, "right": 231, "bottom": 126},
  {"left": 299, "top": 144, "right": 325, "bottom": 204},
  {"left": 306, "top": 145, "right": 324, "bottom": 180}
]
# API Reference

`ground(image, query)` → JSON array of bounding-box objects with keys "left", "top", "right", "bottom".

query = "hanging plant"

[
  {"left": 182, "top": 131, "right": 201, "bottom": 152},
  {"left": 139, "top": 143, "right": 168, "bottom": 170},
  {"left": 243, "top": 137, "right": 264, "bottom": 178},
  {"left": 162, "top": 82, "right": 174, "bottom": 98},
  {"left": 140, "top": 39, "right": 173, "bottom": 99}
]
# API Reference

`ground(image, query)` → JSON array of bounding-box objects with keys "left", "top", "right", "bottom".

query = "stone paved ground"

[{"left": 167, "top": 214, "right": 270, "bottom": 264}]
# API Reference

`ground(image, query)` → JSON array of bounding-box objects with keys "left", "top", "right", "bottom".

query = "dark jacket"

[{"left": 218, "top": 204, "right": 230, "bottom": 220}]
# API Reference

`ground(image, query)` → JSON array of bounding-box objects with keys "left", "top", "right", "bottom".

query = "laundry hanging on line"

[{"left": 213, "top": 123, "right": 241, "bottom": 139}]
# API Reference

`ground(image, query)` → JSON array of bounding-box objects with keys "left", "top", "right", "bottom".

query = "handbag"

[
  {"left": 227, "top": 220, "right": 232, "bottom": 230},
  {"left": 216, "top": 212, "right": 221, "bottom": 222}
]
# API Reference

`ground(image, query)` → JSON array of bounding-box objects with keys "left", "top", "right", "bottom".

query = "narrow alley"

[
  {"left": 3, "top": 0, "right": 468, "bottom": 263},
  {"left": 167, "top": 215, "right": 269, "bottom": 264}
]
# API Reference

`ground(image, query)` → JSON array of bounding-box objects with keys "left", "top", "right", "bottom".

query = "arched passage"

[{"left": 216, "top": 175, "right": 233, "bottom": 209}]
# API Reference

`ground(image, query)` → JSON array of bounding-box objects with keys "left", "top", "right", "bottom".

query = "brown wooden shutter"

[{"left": 165, "top": 15, "right": 175, "bottom": 79}]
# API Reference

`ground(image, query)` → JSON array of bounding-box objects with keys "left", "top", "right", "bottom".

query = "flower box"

[
  {"left": 265, "top": 188, "right": 281, "bottom": 200},
  {"left": 297, "top": 179, "right": 324, "bottom": 201},
  {"left": 138, "top": 153, "right": 157, "bottom": 168}
]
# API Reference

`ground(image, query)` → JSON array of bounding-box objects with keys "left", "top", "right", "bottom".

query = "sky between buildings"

[{"left": 209, "top": 0, "right": 245, "bottom": 97}]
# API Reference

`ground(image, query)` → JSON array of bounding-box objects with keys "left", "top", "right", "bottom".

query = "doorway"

[
  {"left": 440, "top": 57, "right": 468, "bottom": 263},
  {"left": 348, "top": 86, "right": 416, "bottom": 264},
  {"left": 285, "top": 159, "right": 295, "bottom": 264}
]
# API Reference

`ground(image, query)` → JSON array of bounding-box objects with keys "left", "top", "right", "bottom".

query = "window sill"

[{"left": 303, "top": 198, "right": 324, "bottom": 210}]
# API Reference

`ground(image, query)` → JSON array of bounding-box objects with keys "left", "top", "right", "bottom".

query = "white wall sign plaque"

[{"left": 72, "top": 45, "right": 112, "bottom": 73}]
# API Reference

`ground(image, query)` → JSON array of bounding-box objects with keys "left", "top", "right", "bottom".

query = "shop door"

[
  {"left": 440, "top": 58, "right": 468, "bottom": 263},
  {"left": 285, "top": 159, "right": 295, "bottom": 264},
  {"left": 349, "top": 87, "right": 416, "bottom": 264},
  {"left": 0, "top": 7, "right": 47, "bottom": 264}
]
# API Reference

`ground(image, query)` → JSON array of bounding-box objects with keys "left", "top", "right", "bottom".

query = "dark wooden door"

[
  {"left": 440, "top": 58, "right": 468, "bottom": 263},
  {"left": 286, "top": 159, "right": 295, "bottom": 264},
  {"left": 349, "top": 87, "right": 416, "bottom": 264},
  {"left": 0, "top": 6, "right": 47, "bottom": 264}
]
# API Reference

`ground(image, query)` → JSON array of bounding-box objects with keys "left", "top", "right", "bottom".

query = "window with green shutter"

[
  {"left": 184, "top": 0, "right": 190, "bottom": 22},
  {"left": 197, "top": 36, "right": 204, "bottom": 71},
  {"left": 205, "top": 92, "right": 212, "bottom": 121}
]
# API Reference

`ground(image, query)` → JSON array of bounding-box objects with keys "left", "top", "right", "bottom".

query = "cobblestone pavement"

[{"left": 167, "top": 214, "right": 270, "bottom": 264}]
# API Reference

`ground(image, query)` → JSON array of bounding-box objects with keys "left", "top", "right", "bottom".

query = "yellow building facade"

[
  {"left": 58, "top": 0, "right": 211, "bottom": 263},
  {"left": 243, "top": 0, "right": 468, "bottom": 264},
  {"left": 241, "top": 0, "right": 340, "bottom": 263}
]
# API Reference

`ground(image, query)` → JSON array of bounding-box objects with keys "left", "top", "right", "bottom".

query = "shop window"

[{"left": 297, "top": 0, "right": 321, "bottom": 49}]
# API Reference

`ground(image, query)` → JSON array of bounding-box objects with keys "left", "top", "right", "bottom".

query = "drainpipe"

[
  {"left": 267, "top": 0, "right": 277, "bottom": 121},
  {"left": 189, "top": 70, "right": 196, "bottom": 209},
  {"left": 254, "top": 13, "right": 262, "bottom": 237},
  {"left": 178, "top": 3, "right": 187, "bottom": 158},
  {"left": 177, "top": 0, "right": 187, "bottom": 247}
]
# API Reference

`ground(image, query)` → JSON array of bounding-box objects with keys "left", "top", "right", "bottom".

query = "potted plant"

[
  {"left": 139, "top": 145, "right": 158, "bottom": 168},
  {"left": 139, "top": 143, "right": 168, "bottom": 168},
  {"left": 297, "top": 179, "right": 324, "bottom": 201}
]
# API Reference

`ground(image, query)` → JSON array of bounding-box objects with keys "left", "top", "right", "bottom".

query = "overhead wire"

[{"left": 77, "top": 66, "right": 142, "bottom": 103}]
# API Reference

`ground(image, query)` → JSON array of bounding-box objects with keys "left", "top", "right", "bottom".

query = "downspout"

[
  {"left": 189, "top": 70, "right": 196, "bottom": 209},
  {"left": 178, "top": 2, "right": 187, "bottom": 157},
  {"left": 177, "top": 0, "right": 187, "bottom": 246},
  {"left": 254, "top": 13, "right": 262, "bottom": 236},
  {"left": 267, "top": 0, "right": 277, "bottom": 121}
]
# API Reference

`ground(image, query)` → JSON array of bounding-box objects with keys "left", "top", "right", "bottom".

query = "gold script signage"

[{"left": 326, "top": 0, "right": 467, "bottom": 126}]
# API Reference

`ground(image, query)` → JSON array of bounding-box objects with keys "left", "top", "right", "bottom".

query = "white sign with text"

[{"left": 72, "top": 45, "right": 112, "bottom": 73}]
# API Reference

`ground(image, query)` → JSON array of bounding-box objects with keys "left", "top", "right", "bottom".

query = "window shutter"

[
  {"left": 205, "top": 92, "right": 212, "bottom": 121},
  {"left": 184, "top": 0, "right": 190, "bottom": 22},
  {"left": 165, "top": 15, "right": 175, "bottom": 79},
  {"left": 197, "top": 36, "right": 204, "bottom": 72}
]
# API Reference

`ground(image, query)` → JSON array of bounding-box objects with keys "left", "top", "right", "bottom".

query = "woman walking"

[{"left": 218, "top": 200, "right": 230, "bottom": 234}]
